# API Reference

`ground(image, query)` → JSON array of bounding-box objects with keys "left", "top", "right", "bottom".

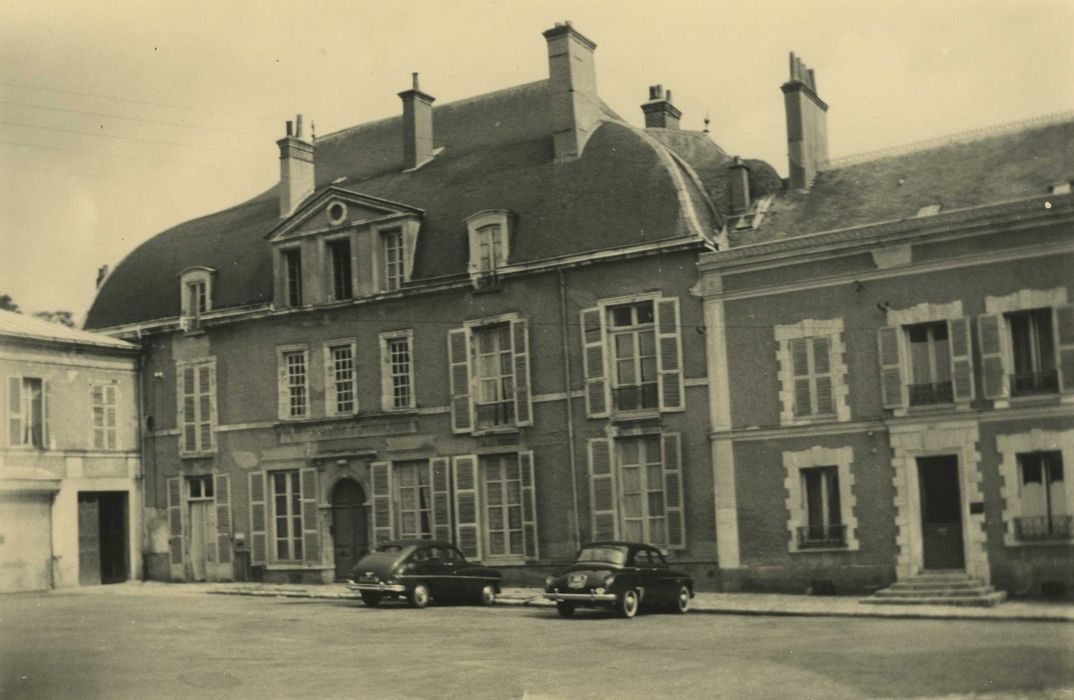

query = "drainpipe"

[{"left": 559, "top": 269, "right": 582, "bottom": 547}]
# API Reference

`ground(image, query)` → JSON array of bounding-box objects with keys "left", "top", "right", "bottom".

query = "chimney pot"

[
  {"left": 286, "top": 120, "right": 293, "bottom": 137},
  {"left": 412, "top": 72, "right": 420, "bottom": 90},
  {"left": 782, "top": 51, "right": 829, "bottom": 190},
  {"left": 277, "top": 113, "right": 315, "bottom": 217},
  {"left": 641, "top": 83, "right": 681, "bottom": 130},
  {"left": 295, "top": 114, "right": 304, "bottom": 139}
]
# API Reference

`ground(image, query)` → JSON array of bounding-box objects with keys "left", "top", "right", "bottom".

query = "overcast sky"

[{"left": 1, "top": 0, "right": 1071, "bottom": 323}]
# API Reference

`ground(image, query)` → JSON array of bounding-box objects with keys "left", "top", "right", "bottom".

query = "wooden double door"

[
  {"left": 78, "top": 491, "right": 128, "bottom": 586},
  {"left": 331, "top": 479, "right": 369, "bottom": 581}
]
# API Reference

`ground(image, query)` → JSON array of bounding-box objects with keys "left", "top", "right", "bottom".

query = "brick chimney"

[
  {"left": 729, "top": 156, "right": 751, "bottom": 214},
  {"left": 543, "top": 21, "right": 602, "bottom": 162},
  {"left": 277, "top": 114, "right": 315, "bottom": 218},
  {"left": 781, "top": 52, "right": 829, "bottom": 190},
  {"left": 641, "top": 85, "right": 681, "bottom": 129},
  {"left": 399, "top": 72, "right": 436, "bottom": 170}
]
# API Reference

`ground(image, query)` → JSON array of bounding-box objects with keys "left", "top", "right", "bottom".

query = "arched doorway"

[{"left": 331, "top": 479, "right": 369, "bottom": 581}]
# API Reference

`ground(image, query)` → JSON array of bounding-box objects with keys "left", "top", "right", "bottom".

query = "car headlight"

[
  {"left": 603, "top": 574, "right": 616, "bottom": 587},
  {"left": 544, "top": 576, "right": 555, "bottom": 588}
]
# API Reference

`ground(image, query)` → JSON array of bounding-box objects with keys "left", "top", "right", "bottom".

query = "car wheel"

[
  {"left": 408, "top": 583, "right": 430, "bottom": 609},
  {"left": 618, "top": 589, "right": 639, "bottom": 619},
  {"left": 672, "top": 585, "right": 690, "bottom": 614},
  {"left": 556, "top": 601, "right": 576, "bottom": 618},
  {"left": 478, "top": 583, "right": 496, "bottom": 606},
  {"left": 360, "top": 592, "right": 382, "bottom": 607}
]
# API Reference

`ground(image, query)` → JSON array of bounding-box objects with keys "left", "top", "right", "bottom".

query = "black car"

[
  {"left": 544, "top": 542, "right": 694, "bottom": 618},
  {"left": 347, "top": 540, "right": 502, "bottom": 608}
]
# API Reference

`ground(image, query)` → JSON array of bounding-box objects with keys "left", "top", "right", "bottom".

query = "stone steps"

[{"left": 862, "top": 572, "right": 1008, "bottom": 607}]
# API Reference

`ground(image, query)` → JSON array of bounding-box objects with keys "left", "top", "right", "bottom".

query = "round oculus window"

[{"left": 327, "top": 202, "right": 347, "bottom": 225}]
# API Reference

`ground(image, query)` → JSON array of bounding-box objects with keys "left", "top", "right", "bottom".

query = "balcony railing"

[
  {"left": 475, "top": 401, "right": 515, "bottom": 429},
  {"left": 1011, "top": 369, "right": 1059, "bottom": 397},
  {"left": 908, "top": 381, "right": 954, "bottom": 406},
  {"left": 1014, "top": 515, "right": 1073, "bottom": 541},
  {"left": 613, "top": 383, "right": 659, "bottom": 412},
  {"left": 797, "top": 524, "right": 847, "bottom": 548}
]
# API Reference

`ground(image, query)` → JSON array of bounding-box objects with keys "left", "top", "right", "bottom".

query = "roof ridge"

[{"left": 821, "top": 109, "right": 1074, "bottom": 170}]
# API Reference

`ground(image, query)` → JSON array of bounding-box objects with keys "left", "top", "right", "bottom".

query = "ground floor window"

[
  {"left": 395, "top": 461, "right": 434, "bottom": 539},
  {"left": 800, "top": 466, "right": 844, "bottom": 547},
  {"left": 481, "top": 453, "right": 525, "bottom": 557},
  {"left": 618, "top": 436, "right": 666, "bottom": 546},
  {"left": 782, "top": 445, "right": 858, "bottom": 553},
  {"left": 272, "top": 471, "right": 304, "bottom": 561},
  {"left": 1017, "top": 451, "right": 1069, "bottom": 540}
]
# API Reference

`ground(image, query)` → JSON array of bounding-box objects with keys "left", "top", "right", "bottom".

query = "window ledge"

[
  {"left": 179, "top": 451, "right": 216, "bottom": 459},
  {"left": 1007, "top": 539, "right": 1074, "bottom": 548},
  {"left": 790, "top": 546, "right": 851, "bottom": 554},
  {"left": 779, "top": 413, "right": 839, "bottom": 427},
  {"left": 472, "top": 426, "right": 521, "bottom": 437},
  {"left": 263, "top": 564, "right": 334, "bottom": 571},
  {"left": 611, "top": 410, "right": 662, "bottom": 422}
]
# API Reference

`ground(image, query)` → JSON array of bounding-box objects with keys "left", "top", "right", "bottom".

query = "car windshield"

[{"left": 575, "top": 546, "right": 627, "bottom": 566}]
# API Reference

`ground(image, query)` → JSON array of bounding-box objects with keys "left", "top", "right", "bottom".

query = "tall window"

[
  {"left": 1008, "top": 309, "right": 1057, "bottom": 396},
  {"left": 382, "top": 229, "right": 404, "bottom": 292},
  {"left": 271, "top": 471, "right": 304, "bottom": 561},
  {"left": 178, "top": 361, "right": 215, "bottom": 454},
  {"left": 395, "top": 461, "right": 433, "bottom": 539},
  {"left": 1016, "top": 451, "right": 1069, "bottom": 540},
  {"left": 384, "top": 335, "right": 413, "bottom": 409},
  {"left": 476, "top": 224, "right": 504, "bottom": 272},
  {"left": 91, "top": 384, "right": 117, "bottom": 450},
  {"left": 8, "top": 377, "right": 45, "bottom": 448},
  {"left": 481, "top": 454, "right": 524, "bottom": 557},
  {"left": 284, "top": 351, "right": 308, "bottom": 418},
  {"left": 186, "top": 281, "right": 207, "bottom": 317},
  {"left": 328, "top": 238, "right": 353, "bottom": 301},
  {"left": 789, "top": 336, "right": 834, "bottom": 417},
  {"left": 608, "top": 301, "right": 657, "bottom": 412},
  {"left": 906, "top": 322, "right": 952, "bottom": 406},
  {"left": 283, "top": 249, "right": 303, "bottom": 306},
  {"left": 617, "top": 436, "right": 666, "bottom": 545},
  {"left": 474, "top": 324, "right": 514, "bottom": 428},
  {"left": 800, "top": 466, "right": 844, "bottom": 547},
  {"left": 329, "top": 344, "right": 355, "bottom": 415}
]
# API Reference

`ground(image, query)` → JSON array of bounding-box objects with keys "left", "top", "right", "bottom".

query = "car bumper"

[
  {"left": 347, "top": 581, "right": 406, "bottom": 594},
  {"left": 543, "top": 591, "right": 617, "bottom": 603}
]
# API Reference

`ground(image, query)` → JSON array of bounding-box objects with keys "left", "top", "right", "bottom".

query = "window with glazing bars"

[
  {"left": 609, "top": 301, "right": 658, "bottom": 411},
  {"left": 328, "top": 238, "right": 353, "bottom": 301},
  {"left": 283, "top": 249, "right": 303, "bottom": 306},
  {"left": 800, "top": 466, "right": 844, "bottom": 546},
  {"left": 789, "top": 335, "right": 834, "bottom": 417},
  {"left": 285, "top": 351, "right": 307, "bottom": 417},
  {"left": 906, "top": 322, "right": 952, "bottom": 405},
  {"left": 330, "top": 345, "right": 355, "bottom": 414},
  {"left": 481, "top": 453, "right": 524, "bottom": 557},
  {"left": 618, "top": 436, "right": 666, "bottom": 546},
  {"left": 272, "top": 470, "right": 303, "bottom": 561},
  {"left": 1007, "top": 309, "right": 1058, "bottom": 396},
  {"left": 1017, "top": 451, "right": 1069, "bottom": 540},
  {"left": 474, "top": 324, "right": 514, "bottom": 427},
  {"left": 382, "top": 229, "right": 404, "bottom": 292},
  {"left": 395, "top": 461, "right": 433, "bottom": 539},
  {"left": 91, "top": 384, "right": 117, "bottom": 450},
  {"left": 387, "top": 336, "right": 412, "bottom": 408},
  {"left": 476, "top": 224, "right": 504, "bottom": 272}
]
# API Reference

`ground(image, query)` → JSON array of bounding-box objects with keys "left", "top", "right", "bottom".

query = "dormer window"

[
  {"left": 179, "top": 267, "right": 215, "bottom": 328},
  {"left": 476, "top": 224, "right": 505, "bottom": 272},
  {"left": 381, "top": 228, "right": 405, "bottom": 292},
  {"left": 466, "top": 210, "right": 512, "bottom": 280}
]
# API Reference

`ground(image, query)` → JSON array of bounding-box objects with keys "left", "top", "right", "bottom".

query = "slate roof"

[
  {"left": 730, "top": 116, "right": 1074, "bottom": 247},
  {"left": 0, "top": 309, "right": 136, "bottom": 350},
  {"left": 86, "top": 80, "right": 740, "bottom": 330}
]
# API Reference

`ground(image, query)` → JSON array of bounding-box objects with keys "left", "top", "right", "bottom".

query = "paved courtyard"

[{"left": 1, "top": 586, "right": 1073, "bottom": 699}]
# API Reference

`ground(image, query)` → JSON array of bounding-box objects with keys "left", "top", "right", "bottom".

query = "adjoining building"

[
  {"left": 699, "top": 54, "right": 1074, "bottom": 598},
  {"left": 0, "top": 310, "right": 142, "bottom": 592},
  {"left": 85, "top": 23, "right": 781, "bottom": 586}
]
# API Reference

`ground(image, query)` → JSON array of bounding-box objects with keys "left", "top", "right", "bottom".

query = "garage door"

[{"left": 0, "top": 492, "right": 53, "bottom": 592}]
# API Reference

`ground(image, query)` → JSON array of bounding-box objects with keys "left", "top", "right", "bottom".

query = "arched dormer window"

[
  {"left": 465, "top": 210, "right": 513, "bottom": 281},
  {"left": 180, "top": 267, "right": 216, "bottom": 329}
]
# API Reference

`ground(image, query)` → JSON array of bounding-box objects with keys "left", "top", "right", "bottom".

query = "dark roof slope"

[
  {"left": 86, "top": 80, "right": 726, "bottom": 330},
  {"left": 732, "top": 117, "right": 1074, "bottom": 246}
]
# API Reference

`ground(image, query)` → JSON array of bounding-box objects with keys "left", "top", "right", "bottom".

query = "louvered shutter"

[
  {"left": 214, "top": 474, "right": 232, "bottom": 566},
  {"left": 42, "top": 380, "right": 51, "bottom": 449},
  {"left": 812, "top": 336, "right": 834, "bottom": 415},
  {"left": 179, "top": 365, "right": 196, "bottom": 452},
  {"left": 199, "top": 364, "right": 214, "bottom": 452},
  {"left": 167, "top": 477, "right": 184, "bottom": 576},
  {"left": 519, "top": 450, "right": 538, "bottom": 560},
  {"left": 248, "top": 471, "right": 267, "bottom": 566},
  {"left": 105, "top": 386, "right": 117, "bottom": 450},
  {"left": 947, "top": 317, "right": 975, "bottom": 401},
  {"left": 877, "top": 327, "right": 906, "bottom": 409},
  {"left": 453, "top": 456, "right": 482, "bottom": 560},
  {"left": 7, "top": 377, "right": 21, "bottom": 446},
  {"left": 789, "top": 338, "right": 812, "bottom": 416},
  {"left": 300, "top": 468, "right": 320, "bottom": 564},
  {"left": 323, "top": 345, "right": 337, "bottom": 416},
  {"left": 429, "top": 458, "right": 452, "bottom": 541},
  {"left": 448, "top": 328, "right": 473, "bottom": 433},
  {"left": 370, "top": 461, "right": 394, "bottom": 548},
  {"left": 1055, "top": 306, "right": 1074, "bottom": 395},
  {"left": 276, "top": 354, "right": 289, "bottom": 420},
  {"left": 588, "top": 438, "right": 618, "bottom": 541},
  {"left": 661, "top": 433, "right": 685, "bottom": 550},
  {"left": 512, "top": 319, "right": 533, "bottom": 426},
  {"left": 655, "top": 297, "right": 684, "bottom": 412},
  {"left": 205, "top": 495, "right": 218, "bottom": 564},
  {"left": 977, "top": 314, "right": 1008, "bottom": 399},
  {"left": 580, "top": 307, "right": 609, "bottom": 418}
]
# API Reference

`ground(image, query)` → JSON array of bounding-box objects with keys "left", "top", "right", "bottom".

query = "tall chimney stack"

[
  {"left": 781, "top": 52, "right": 829, "bottom": 190},
  {"left": 729, "top": 156, "right": 751, "bottom": 214},
  {"left": 276, "top": 113, "right": 315, "bottom": 218},
  {"left": 543, "top": 21, "right": 602, "bottom": 162},
  {"left": 641, "top": 85, "right": 681, "bottom": 129},
  {"left": 399, "top": 72, "right": 436, "bottom": 170}
]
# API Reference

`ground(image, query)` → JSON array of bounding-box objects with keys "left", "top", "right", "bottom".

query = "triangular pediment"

[{"left": 266, "top": 186, "right": 424, "bottom": 241}]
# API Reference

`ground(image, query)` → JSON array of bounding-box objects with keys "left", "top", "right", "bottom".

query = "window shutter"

[
  {"left": 947, "top": 317, "right": 975, "bottom": 401},
  {"left": 580, "top": 307, "right": 609, "bottom": 418},
  {"left": 429, "top": 457, "right": 453, "bottom": 541},
  {"left": 276, "top": 354, "right": 289, "bottom": 420},
  {"left": 214, "top": 474, "right": 232, "bottom": 566},
  {"left": 206, "top": 493, "right": 218, "bottom": 564},
  {"left": 448, "top": 328, "right": 473, "bottom": 433},
  {"left": 323, "top": 345, "right": 337, "bottom": 416},
  {"left": 42, "top": 380, "right": 51, "bottom": 449},
  {"left": 453, "top": 455, "right": 482, "bottom": 560},
  {"left": 812, "top": 337, "right": 834, "bottom": 415},
  {"left": 7, "top": 377, "right": 21, "bottom": 446},
  {"left": 519, "top": 450, "right": 539, "bottom": 560},
  {"left": 788, "top": 338, "right": 812, "bottom": 416},
  {"left": 205, "top": 363, "right": 217, "bottom": 452},
  {"left": 512, "top": 319, "right": 533, "bottom": 427},
  {"left": 877, "top": 326, "right": 906, "bottom": 409},
  {"left": 248, "top": 471, "right": 267, "bottom": 566},
  {"left": 300, "top": 468, "right": 320, "bottom": 564},
  {"left": 105, "top": 386, "right": 117, "bottom": 450},
  {"left": 661, "top": 432, "right": 686, "bottom": 550},
  {"left": 655, "top": 297, "right": 684, "bottom": 412},
  {"left": 588, "top": 438, "right": 618, "bottom": 541},
  {"left": 370, "top": 461, "right": 394, "bottom": 548},
  {"left": 977, "top": 313, "right": 1008, "bottom": 400},
  {"left": 167, "top": 477, "right": 184, "bottom": 575},
  {"left": 1055, "top": 305, "right": 1074, "bottom": 395},
  {"left": 180, "top": 365, "right": 197, "bottom": 453}
]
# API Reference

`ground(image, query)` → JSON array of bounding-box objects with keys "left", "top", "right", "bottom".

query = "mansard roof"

[{"left": 86, "top": 80, "right": 747, "bottom": 330}]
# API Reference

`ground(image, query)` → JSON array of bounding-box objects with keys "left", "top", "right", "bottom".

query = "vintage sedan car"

[
  {"left": 347, "top": 540, "right": 502, "bottom": 608},
  {"left": 544, "top": 542, "right": 693, "bottom": 618}
]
